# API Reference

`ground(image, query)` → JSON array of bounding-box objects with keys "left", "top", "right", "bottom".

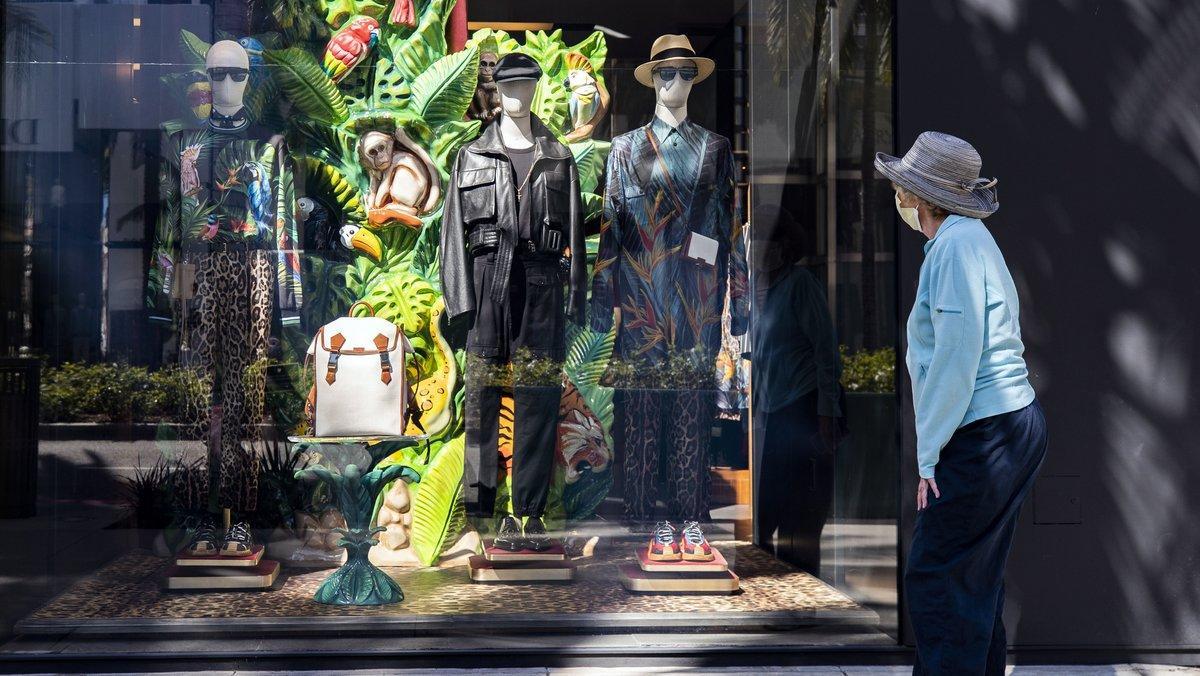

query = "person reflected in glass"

[
  {"left": 876, "top": 132, "right": 1046, "bottom": 676},
  {"left": 750, "top": 204, "right": 844, "bottom": 575}
]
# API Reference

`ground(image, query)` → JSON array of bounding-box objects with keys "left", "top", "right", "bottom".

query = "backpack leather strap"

[
  {"left": 374, "top": 333, "right": 393, "bottom": 384},
  {"left": 326, "top": 333, "right": 346, "bottom": 384}
]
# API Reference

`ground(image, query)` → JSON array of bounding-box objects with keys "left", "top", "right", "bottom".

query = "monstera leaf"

[
  {"left": 408, "top": 435, "right": 466, "bottom": 565},
  {"left": 519, "top": 30, "right": 567, "bottom": 81},
  {"left": 338, "top": 65, "right": 375, "bottom": 114},
  {"left": 360, "top": 268, "right": 437, "bottom": 335},
  {"left": 569, "top": 139, "right": 611, "bottom": 195},
  {"left": 300, "top": 156, "right": 366, "bottom": 223},
  {"left": 407, "top": 47, "right": 479, "bottom": 128},
  {"left": 531, "top": 75, "right": 570, "bottom": 136},
  {"left": 263, "top": 47, "right": 349, "bottom": 124},
  {"left": 466, "top": 27, "right": 521, "bottom": 57}
]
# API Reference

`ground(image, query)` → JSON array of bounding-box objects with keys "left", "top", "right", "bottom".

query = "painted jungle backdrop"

[{"left": 160, "top": 0, "right": 616, "bottom": 564}]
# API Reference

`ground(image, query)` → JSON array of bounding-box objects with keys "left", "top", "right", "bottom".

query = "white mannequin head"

[
  {"left": 206, "top": 40, "right": 251, "bottom": 114},
  {"left": 653, "top": 58, "right": 696, "bottom": 109},
  {"left": 498, "top": 79, "right": 536, "bottom": 118}
]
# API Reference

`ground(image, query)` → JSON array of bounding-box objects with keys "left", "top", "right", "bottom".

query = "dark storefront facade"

[{"left": 0, "top": 0, "right": 1197, "bottom": 670}]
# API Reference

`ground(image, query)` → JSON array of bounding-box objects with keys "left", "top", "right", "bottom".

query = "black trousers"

[
  {"left": 463, "top": 252, "right": 565, "bottom": 518},
  {"left": 752, "top": 390, "right": 833, "bottom": 575},
  {"left": 906, "top": 400, "right": 1047, "bottom": 676}
]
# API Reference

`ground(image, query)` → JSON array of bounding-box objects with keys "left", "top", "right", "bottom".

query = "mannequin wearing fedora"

[
  {"left": 147, "top": 40, "right": 303, "bottom": 515},
  {"left": 876, "top": 132, "right": 1045, "bottom": 676},
  {"left": 441, "top": 53, "right": 586, "bottom": 552},
  {"left": 591, "top": 35, "right": 748, "bottom": 528}
]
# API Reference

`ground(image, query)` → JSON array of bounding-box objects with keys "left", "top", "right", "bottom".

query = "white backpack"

[{"left": 305, "top": 301, "right": 422, "bottom": 438}]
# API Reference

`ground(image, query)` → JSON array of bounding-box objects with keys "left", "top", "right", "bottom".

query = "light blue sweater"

[{"left": 906, "top": 215, "right": 1036, "bottom": 478}]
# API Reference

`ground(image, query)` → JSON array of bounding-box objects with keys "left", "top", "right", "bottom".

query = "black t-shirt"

[{"left": 506, "top": 144, "right": 535, "bottom": 240}]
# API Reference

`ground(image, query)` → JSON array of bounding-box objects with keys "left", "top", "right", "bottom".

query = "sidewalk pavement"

[{"left": 52, "top": 666, "right": 1200, "bottom": 675}]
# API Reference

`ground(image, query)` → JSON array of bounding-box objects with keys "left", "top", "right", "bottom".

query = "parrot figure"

[
  {"left": 242, "top": 164, "right": 273, "bottom": 239},
  {"left": 237, "top": 37, "right": 265, "bottom": 69},
  {"left": 201, "top": 214, "right": 220, "bottom": 241},
  {"left": 322, "top": 16, "right": 380, "bottom": 84}
]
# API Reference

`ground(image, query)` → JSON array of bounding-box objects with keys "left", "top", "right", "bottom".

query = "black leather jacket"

[{"left": 440, "top": 116, "right": 586, "bottom": 327}]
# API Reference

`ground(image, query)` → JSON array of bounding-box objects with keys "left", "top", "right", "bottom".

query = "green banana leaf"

[
  {"left": 568, "top": 139, "right": 611, "bottom": 196},
  {"left": 582, "top": 192, "right": 603, "bottom": 225},
  {"left": 290, "top": 119, "right": 360, "bottom": 178},
  {"left": 431, "top": 120, "right": 481, "bottom": 175},
  {"left": 263, "top": 47, "right": 349, "bottom": 125},
  {"left": 408, "top": 434, "right": 466, "bottom": 565},
  {"left": 407, "top": 46, "right": 479, "bottom": 128},
  {"left": 299, "top": 156, "right": 366, "bottom": 223},
  {"left": 379, "top": 0, "right": 449, "bottom": 88},
  {"left": 179, "top": 30, "right": 209, "bottom": 65}
]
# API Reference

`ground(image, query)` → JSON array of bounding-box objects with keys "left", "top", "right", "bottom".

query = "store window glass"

[{"left": 0, "top": 0, "right": 897, "bottom": 654}]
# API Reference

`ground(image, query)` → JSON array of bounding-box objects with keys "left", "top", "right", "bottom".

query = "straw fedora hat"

[
  {"left": 874, "top": 131, "right": 999, "bottom": 219},
  {"left": 634, "top": 34, "right": 715, "bottom": 88}
]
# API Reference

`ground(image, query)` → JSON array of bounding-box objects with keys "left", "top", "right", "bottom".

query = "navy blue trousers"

[{"left": 906, "top": 400, "right": 1047, "bottom": 676}]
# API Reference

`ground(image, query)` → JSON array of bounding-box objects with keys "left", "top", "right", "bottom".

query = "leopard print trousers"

[
  {"left": 186, "top": 250, "right": 272, "bottom": 513},
  {"left": 620, "top": 389, "right": 715, "bottom": 523}
]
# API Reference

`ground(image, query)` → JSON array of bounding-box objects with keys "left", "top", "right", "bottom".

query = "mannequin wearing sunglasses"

[
  {"left": 591, "top": 35, "right": 749, "bottom": 525},
  {"left": 206, "top": 40, "right": 251, "bottom": 132},
  {"left": 146, "top": 39, "right": 304, "bottom": 518}
]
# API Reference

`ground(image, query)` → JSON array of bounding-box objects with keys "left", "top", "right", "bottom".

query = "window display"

[{"left": 0, "top": 0, "right": 901, "bottom": 658}]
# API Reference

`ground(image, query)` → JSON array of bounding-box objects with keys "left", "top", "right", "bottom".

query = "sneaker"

[
  {"left": 183, "top": 516, "right": 219, "bottom": 557},
  {"left": 646, "top": 520, "right": 682, "bottom": 562},
  {"left": 493, "top": 514, "right": 525, "bottom": 552},
  {"left": 679, "top": 520, "right": 715, "bottom": 562},
  {"left": 220, "top": 521, "right": 255, "bottom": 556},
  {"left": 523, "top": 516, "right": 555, "bottom": 551}
]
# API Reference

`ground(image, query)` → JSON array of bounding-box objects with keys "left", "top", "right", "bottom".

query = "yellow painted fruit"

[
  {"left": 187, "top": 81, "right": 212, "bottom": 120},
  {"left": 406, "top": 297, "right": 457, "bottom": 437}
]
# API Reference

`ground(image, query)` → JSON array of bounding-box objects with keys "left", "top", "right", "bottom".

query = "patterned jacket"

[
  {"left": 590, "top": 118, "right": 749, "bottom": 360},
  {"left": 147, "top": 126, "right": 303, "bottom": 324}
]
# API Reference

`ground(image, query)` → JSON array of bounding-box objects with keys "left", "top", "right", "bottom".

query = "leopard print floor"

[{"left": 24, "top": 541, "right": 866, "bottom": 624}]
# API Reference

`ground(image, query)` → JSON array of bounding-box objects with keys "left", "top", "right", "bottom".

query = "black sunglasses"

[
  {"left": 653, "top": 66, "right": 698, "bottom": 82},
  {"left": 208, "top": 67, "right": 249, "bottom": 82}
]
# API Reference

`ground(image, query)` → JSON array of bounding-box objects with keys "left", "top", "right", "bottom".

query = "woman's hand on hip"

[{"left": 917, "top": 477, "right": 940, "bottom": 511}]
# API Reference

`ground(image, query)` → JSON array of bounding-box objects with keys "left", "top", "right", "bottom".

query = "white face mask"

[{"left": 895, "top": 193, "right": 922, "bottom": 232}]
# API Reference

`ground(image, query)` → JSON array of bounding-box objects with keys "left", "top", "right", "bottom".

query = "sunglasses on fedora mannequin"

[
  {"left": 208, "top": 67, "right": 249, "bottom": 82},
  {"left": 652, "top": 66, "right": 699, "bottom": 82}
]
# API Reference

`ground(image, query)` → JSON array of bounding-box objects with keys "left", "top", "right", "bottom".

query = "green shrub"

[
  {"left": 840, "top": 346, "right": 896, "bottom": 393},
  {"left": 41, "top": 362, "right": 206, "bottom": 423}
]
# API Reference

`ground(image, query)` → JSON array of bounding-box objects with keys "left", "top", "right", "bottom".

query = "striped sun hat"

[{"left": 874, "top": 131, "right": 999, "bottom": 219}]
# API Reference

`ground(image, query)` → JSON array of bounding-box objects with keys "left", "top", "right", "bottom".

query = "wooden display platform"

[
  {"left": 174, "top": 545, "right": 265, "bottom": 568},
  {"left": 618, "top": 564, "right": 740, "bottom": 594},
  {"left": 482, "top": 541, "right": 566, "bottom": 562},
  {"left": 164, "top": 560, "right": 280, "bottom": 590},
  {"left": 636, "top": 546, "right": 729, "bottom": 573},
  {"left": 468, "top": 556, "right": 575, "bottom": 583}
]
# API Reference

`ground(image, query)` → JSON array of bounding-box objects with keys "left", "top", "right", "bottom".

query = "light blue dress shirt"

[{"left": 906, "top": 215, "right": 1036, "bottom": 478}]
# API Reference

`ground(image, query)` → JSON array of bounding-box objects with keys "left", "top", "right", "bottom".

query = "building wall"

[{"left": 897, "top": 0, "right": 1200, "bottom": 649}]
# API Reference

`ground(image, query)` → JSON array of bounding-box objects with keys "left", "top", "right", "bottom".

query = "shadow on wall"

[{"left": 899, "top": 0, "right": 1200, "bottom": 648}]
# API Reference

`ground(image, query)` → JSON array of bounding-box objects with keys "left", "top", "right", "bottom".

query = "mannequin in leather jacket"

[{"left": 439, "top": 56, "right": 585, "bottom": 534}]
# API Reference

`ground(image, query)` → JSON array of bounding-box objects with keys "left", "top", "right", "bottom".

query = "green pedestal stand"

[{"left": 289, "top": 436, "right": 425, "bottom": 606}]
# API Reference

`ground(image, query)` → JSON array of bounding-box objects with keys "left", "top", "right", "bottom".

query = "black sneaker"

[
  {"left": 523, "top": 516, "right": 555, "bottom": 551},
  {"left": 493, "top": 514, "right": 525, "bottom": 552}
]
